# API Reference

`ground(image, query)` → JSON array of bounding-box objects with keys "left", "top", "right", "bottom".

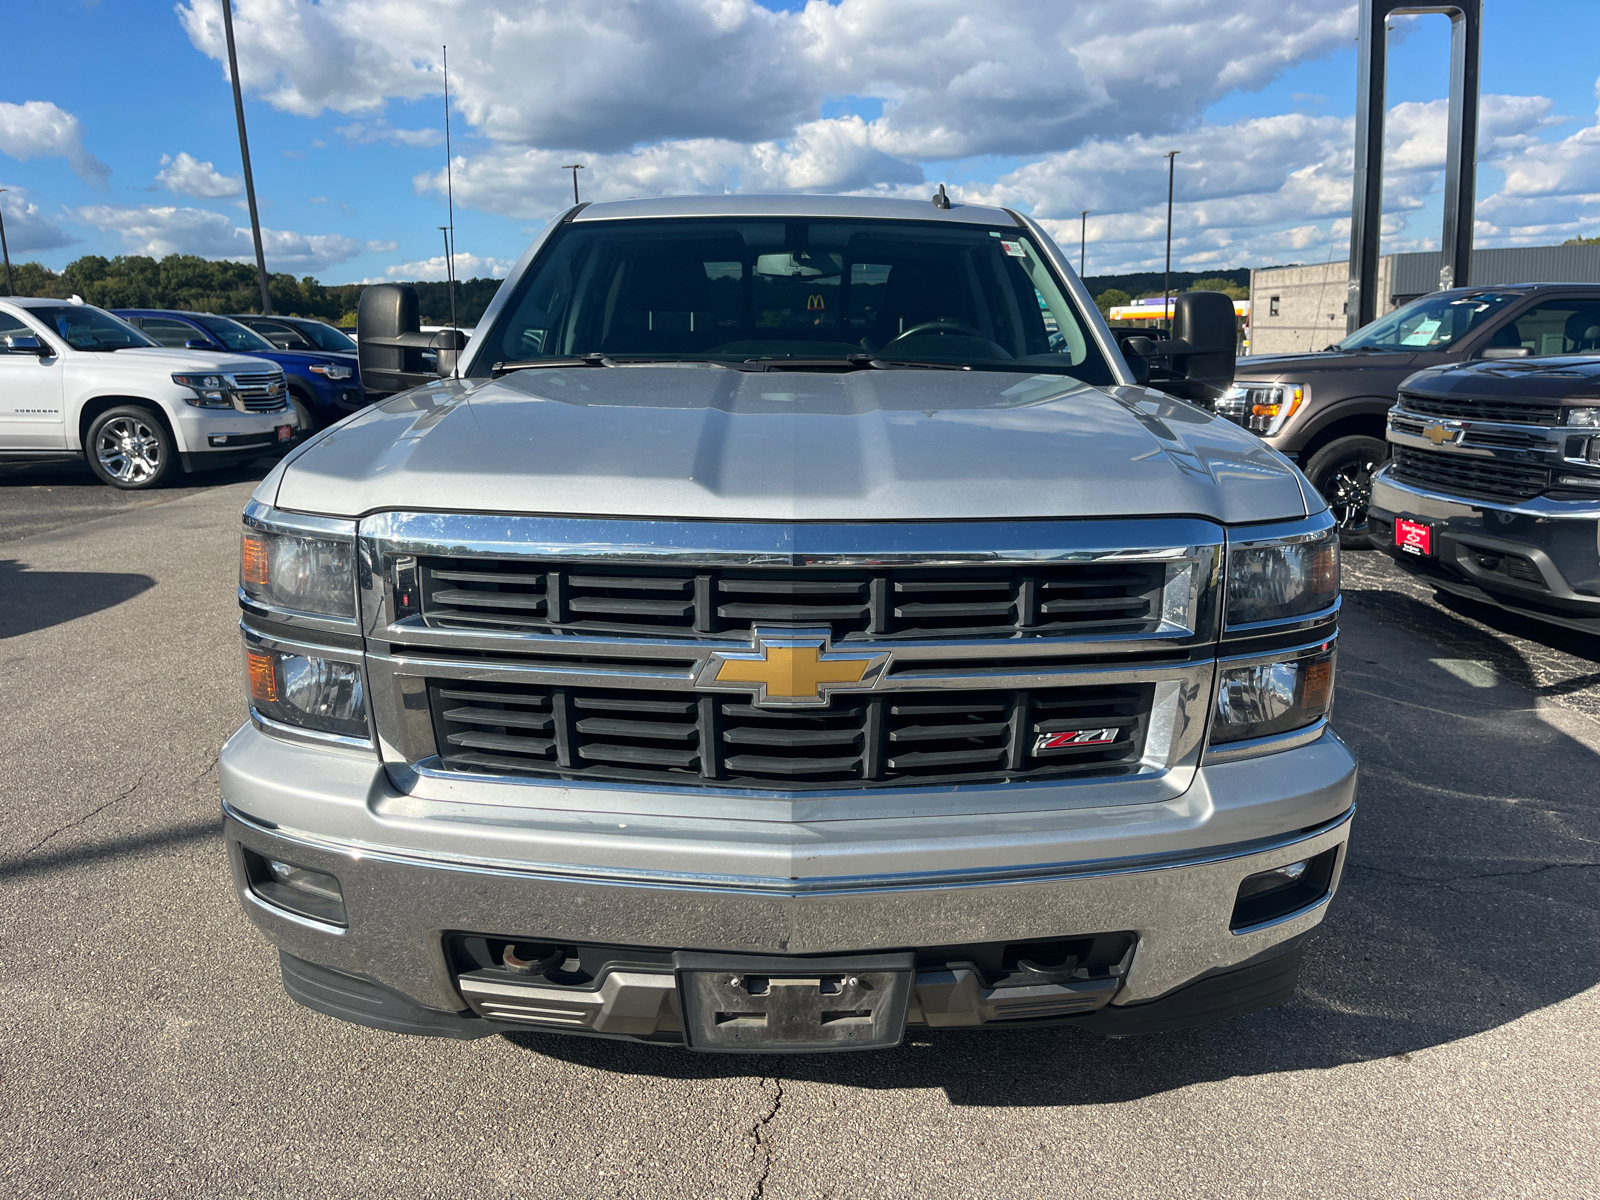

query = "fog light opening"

[
  {"left": 242, "top": 848, "right": 347, "bottom": 926},
  {"left": 1230, "top": 847, "right": 1339, "bottom": 931}
]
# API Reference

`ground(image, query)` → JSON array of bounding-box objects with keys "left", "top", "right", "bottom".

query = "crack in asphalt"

[
  {"left": 1349, "top": 860, "right": 1600, "bottom": 892},
  {"left": 22, "top": 761, "right": 152, "bottom": 856},
  {"left": 748, "top": 1075, "right": 784, "bottom": 1200}
]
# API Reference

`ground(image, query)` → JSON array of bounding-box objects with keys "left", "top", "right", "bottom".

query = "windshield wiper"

[
  {"left": 491, "top": 353, "right": 613, "bottom": 376},
  {"left": 733, "top": 355, "right": 974, "bottom": 372}
]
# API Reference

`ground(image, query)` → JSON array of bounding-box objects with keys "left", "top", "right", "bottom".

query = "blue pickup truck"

[{"left": 113, "top": 309, "right": 365, "bottom": 432}]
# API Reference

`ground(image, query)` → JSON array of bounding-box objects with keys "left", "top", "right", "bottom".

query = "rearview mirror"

[{"left": 357, "top": 283, "right": 468, "bottom": 396}]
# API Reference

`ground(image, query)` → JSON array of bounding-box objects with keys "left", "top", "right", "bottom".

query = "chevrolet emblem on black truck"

[{"left": 223, "top": 193, "right": 1354, "bottom": 1052}]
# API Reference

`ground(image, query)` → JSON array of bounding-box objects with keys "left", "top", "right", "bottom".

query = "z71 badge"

[{"left": 1034, "top": 728, "right": 1119, "bottom": 754}]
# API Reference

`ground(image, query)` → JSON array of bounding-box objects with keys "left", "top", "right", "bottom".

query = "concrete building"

[{"left": 1246, "top": 242, "right": 1600, "bottom": 356}]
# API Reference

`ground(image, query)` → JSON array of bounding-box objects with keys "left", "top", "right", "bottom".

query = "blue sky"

[{"left": 3, "top": 1, "right": 1599, "bottom": 285}]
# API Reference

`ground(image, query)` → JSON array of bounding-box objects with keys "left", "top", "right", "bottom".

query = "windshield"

[
  {"left": 1339, "top": 291, "right": 1524, "bottom": 352},
  {"left": 193, "top": 314, "right": 275, "bottom": 352},
  {"left": 22, "top": 304, "right": 154, "bottom": 351},
  {"left": 296, "top": 321, "right": 356, "bottom": 352},
  {"left": 472, "top": 217, "right": 1112, "bottom": 383}
]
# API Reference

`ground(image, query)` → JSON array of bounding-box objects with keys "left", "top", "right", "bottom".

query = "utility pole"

[
  {"left": 221, "top": 0, "right": 272, "bottom": 314},
  {"left": 0, "top": 190, "right": 13, "bottom": 296},
  {"left": 1079, "top": 210, "right": 1089, "bottom": 277},
  {"left": 562, "top": 164, "right": 585, "bottom": 205},
  {"left": 1162, "top": 151, "right": 1180, "bottom": 333}
]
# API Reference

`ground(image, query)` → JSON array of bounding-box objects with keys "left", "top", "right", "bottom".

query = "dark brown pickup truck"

[{"left": 1218, "top": 284, "right": 1600, "bottom": 546}]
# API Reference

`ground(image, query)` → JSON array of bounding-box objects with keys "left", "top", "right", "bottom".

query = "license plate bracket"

[
  {"left": 276, "top": 424, "right": 294, "bottom": 443},
  {"left": 675, "top": 951, "right": 914, "bottom": 1053},
  {"left": 1394, "top": 516, "right": 1434, "bottom": 557}
]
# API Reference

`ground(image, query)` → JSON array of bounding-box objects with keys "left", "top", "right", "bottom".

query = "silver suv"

[{"left": 223, "top": 195, "right": 1355, "bottom": 1052}]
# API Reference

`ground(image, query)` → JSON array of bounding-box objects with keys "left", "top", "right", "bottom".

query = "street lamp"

[
  {"left": 562, "top": 164, "right": 585, "bottom": 205},
  {"left": 1161, "top": 151, "right": 1180, "bottom": 333},
  {"left": 0, "top": 189, "right": 13, "bottom": 296},
  {"left": 1079, "top": 209, "right": 1089, "bottom": 277}
]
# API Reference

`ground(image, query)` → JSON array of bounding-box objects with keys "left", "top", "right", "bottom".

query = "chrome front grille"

[
  {"left": 427, "top": 678, "right": 1154, "bottom": 789},
  {"left": 417, "top": 558, "right": 1171, "bottom": 640},
  {"left": 359, "top": 513, "right": 1224, "bottom": 796},
  {"left": 229, "top": 370, "right": 289, "bottom": 413}
]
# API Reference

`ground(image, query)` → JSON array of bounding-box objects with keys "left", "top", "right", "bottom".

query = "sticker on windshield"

[
  {"left": 1401, "top": 318, "right": 1442, "bottom": 346},
  {"left": 1000, "top": 240, "right": 1027, "bottom": 258}
]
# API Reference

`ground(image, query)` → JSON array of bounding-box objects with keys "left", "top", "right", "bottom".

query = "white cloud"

[
  {"left": 335, "top": 120, "right": 442, "bottom": 147},
  {"left": 384, "top": 251, "right": 512, "bottom": 281},
  {"left": 155, "top": 151, "right": 243, "bottom": 199},
  {"left": 0, "top": 185, "right": 77, "bottom": 253},
  {"left": 73, "top": 204, "right": 363, "bottom": 270},
  {"left": 366, "top": 239, "right": 397, "bottom": 251},
  {"left": 0, "top": 100, "right": 111, "bottom": 188},
  {"left": 177, "top": 0, "right": 1357, "bottom": 158}
]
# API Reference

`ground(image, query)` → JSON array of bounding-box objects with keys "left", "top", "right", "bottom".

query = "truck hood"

[
  {"left": 271, "top": 366, "right": 1309, "bottom": 524},
  {"left": 1235, "top": 350, "right": 1419, "bottom": 378},
  {"left": 96, "top": 347, "right": 280, "bottom": 374}
]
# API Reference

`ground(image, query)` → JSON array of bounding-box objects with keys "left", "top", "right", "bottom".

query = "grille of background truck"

[
  {"left": 1390, "top": 446, "right": 1549, "bottom": 501},
  {"left": 1395, "top": 391, "right": 1563, "bottom": 426}
]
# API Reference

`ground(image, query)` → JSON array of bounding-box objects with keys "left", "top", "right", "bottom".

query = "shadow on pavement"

[
  {"left": 0, "top": 558, "right": 156, "bottom": 638},
  {"left": 0, "top": 457, "right": 278, "bottom": 491},
  {"left": 509, "top": 586, "right": 1600, "bottom": 1104}
]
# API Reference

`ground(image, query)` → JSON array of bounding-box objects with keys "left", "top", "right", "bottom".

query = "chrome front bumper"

[
  {"left": 221, "top": 722, "right": 1357, "bottom": 1029},
  {"left": 1369, "top": 469, "right": 1600, "bottom": 622}
]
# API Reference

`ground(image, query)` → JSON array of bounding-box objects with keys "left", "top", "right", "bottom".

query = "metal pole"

[
  {"left": 221, "top": 0, "right": 272, "bottom": 314},
  {"left": 562, "top": 165, "right": 584, "bottom": 205},
  {"left": 1438, "top": 1, "right": 1482, "bottom": 290},
  {"left": 441, "top": 45, "right": 458, "bottom": 341},
  {"left": 1162, "top": 151, "right": 1179, "bottom": 332},
  {"left": 0, "top": 190, "right": 13, "bottom": 296},
  {"left": 1079, "top": 210, "right": 1089, "bottom": 277}
]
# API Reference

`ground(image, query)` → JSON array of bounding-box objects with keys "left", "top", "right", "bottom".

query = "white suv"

[{"left": 0, "top": 297, "right": 299, "bottom": 489}]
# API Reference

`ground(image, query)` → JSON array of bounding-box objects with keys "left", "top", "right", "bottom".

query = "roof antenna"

[
  {"left": 441, "top": 44, "right": 458, "bottom": 377},
  {"left": 931, "top": 183, "right": 951, "bottom": 210}
]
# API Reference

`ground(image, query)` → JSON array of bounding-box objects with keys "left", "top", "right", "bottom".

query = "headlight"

[
  {"left": 1226, "top": 527, "right": 1339, "bottom": 627},
  {"left": 1211, "top": 643, "right": 1336, "bottom": 745},
  {"left": 173, "top": 371, "right": 232, "bottom": 408},
  {"left": 241, "top": 527, "right": 356, "bottom": 618},
  {"left": 1218, "top": 383, "right": 1306, "bottom": 435},
  {"left": 309, "top": 362, "right": 354, "bottom": 380},
  {"left": 246, "top": 647, "right": 369, "bottom": 739},
  {"left": 1564, "top": 407, "right": 1600, "bottom": 427}
]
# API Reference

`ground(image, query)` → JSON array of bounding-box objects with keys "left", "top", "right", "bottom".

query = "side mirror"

[
  {"left": 184, "top": 338, "right": 214, "bottom": 350},
  {"left": 1118, "top": 335, "right": 1155, "bottom": 386},
  {"left": 1130, "top": 292, "right": 1237, "bottom": 401},
  {"left": 3, "top": 334, "right": 49, "bottom": 356},
  {"left": 1479, "top": 346, "right": 1530, "bottom": 360},
  {"left": 357, "top": 283, "right": 466, "bottom": 396}
]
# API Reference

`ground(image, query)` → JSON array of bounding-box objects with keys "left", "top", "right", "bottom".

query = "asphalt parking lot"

[{"left": 1, "top": 471, "right": 1596, "bottom": 1199}]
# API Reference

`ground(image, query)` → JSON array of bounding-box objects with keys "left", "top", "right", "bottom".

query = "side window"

[
  {"left": 140, "top": 318, "right": 204, "bottom": 347},
  {"left": 1268, "top": 296, "right": 1280, "bottom": 317},
  {"left": 251, "top": 320, "right": 313, "bottom": 350},
  {"left": 1501, "top": 300, "right": 1600, "bottom": 356}
]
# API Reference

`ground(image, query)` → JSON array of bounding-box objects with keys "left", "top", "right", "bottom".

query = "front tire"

[
  {"left": 1303, "top": 434, "right": 1388, "bottom": 550},
  {"left": 288, "top": 392, "right": 318, "bottom": 436},
  {"left": 85, "top": 406, "right": 175, "bottom": 490}
]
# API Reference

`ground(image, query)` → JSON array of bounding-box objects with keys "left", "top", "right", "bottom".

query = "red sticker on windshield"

[{"left": 1000, "top": 240, "right": 1026, "bottom": 258}]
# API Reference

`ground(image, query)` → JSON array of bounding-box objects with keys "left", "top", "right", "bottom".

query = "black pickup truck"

[{"left": 1218, "top": 284, "right": 1600, "bottom": 546}]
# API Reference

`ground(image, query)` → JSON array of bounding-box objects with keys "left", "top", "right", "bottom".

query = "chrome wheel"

[{"left": 95, "top": 415, "right": 164, "bottom": 484}]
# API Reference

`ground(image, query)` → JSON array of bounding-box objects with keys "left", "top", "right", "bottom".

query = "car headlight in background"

[
  {"left": 1226, "top": 527, "right": 1340, "bottom": 627},
  {"left": 1218, "top": 383, "right": 1306, "bottom": 435},
  {"left": 1563, "top": 406, "right": 1600, "bottom": 427},
  {"left": 173, "top": 371, "right": 232, "bottom": 408},
  {"left": 1211, "top": 643, "right": 1336, "bottom": 745},
  {"left": 308, "top": 362, "right": 354, "bottom": 380},
  {"left": 246, "top": 647, "right": 369, "bottom": 740},
  {"left": 241, "top": 528, "right": 356, "bottom": 617}
]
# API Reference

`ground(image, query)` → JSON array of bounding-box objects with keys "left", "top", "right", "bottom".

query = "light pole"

[
  {"left": 1079, "top": 210, "right": 1089, "bottom": 277},
  {"left": 221, "top": 0, "right": 272, "bottom": 314},
  {"left": 1161, "top": 151, "right": 1180, "bottom": 332},
  {"left": 0, "top": 189, "right": 13, "bottom": 296},
  {"left": 562, "top": 164, "right": 585, "bottom": 205}
]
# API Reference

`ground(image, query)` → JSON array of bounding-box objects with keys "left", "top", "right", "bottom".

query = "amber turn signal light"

[
  {"left": 246, "top": 649, "right": 279, "bottom": 703},
  {"left": 241, "top": 534, "right": 270, "bottom": 588}
]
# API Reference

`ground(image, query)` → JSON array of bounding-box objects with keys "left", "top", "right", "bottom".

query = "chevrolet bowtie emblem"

[
  {"left": 1423, "top": 421, "right": 1463, "bottom": 446},
  {"left": 696, "top": 627, "right": 890, "bottom": 708}
]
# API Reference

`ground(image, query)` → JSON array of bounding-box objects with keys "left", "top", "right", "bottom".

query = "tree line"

[{"left": 6, "top": 255, "right": 503, "bottom": 326}]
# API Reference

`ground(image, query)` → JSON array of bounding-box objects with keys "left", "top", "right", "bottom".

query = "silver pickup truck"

[{"left": 222, "top": 195, "right": 1355, "bottom": 1053}]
